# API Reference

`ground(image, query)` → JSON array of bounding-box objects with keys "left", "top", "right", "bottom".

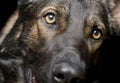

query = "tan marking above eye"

[
  {"left": 92, "top": 29, "right": 102, "bottom": 40},
  {"left": 44, "top": 13, "right": 56, "bottom": 24}
]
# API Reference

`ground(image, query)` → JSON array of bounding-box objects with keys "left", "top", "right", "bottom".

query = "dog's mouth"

[
  {"left": 25, "top": 65, "right": 37, "bottom": 83},
  {"left": 29, "top": 76, "right": 37, "bottom": 83},
  {"left": 30, "top": 76, "right": 37, "bottom": 83}
]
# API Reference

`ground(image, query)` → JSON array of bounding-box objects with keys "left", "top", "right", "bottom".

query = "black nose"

[{"left": 52, "top": 63, "right": 84, "bottom": 83}]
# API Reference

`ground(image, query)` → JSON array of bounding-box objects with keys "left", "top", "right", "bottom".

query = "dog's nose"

[{"left": 52, "top": 63, "right": 84, "bottom": 83}]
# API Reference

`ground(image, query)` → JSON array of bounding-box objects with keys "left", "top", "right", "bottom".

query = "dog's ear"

[
  {"left": 18, "top": 0, "right": 36, "bottom": 6},
  {"left": 107, "top": 0, "right": 120, "bottom": 36}
]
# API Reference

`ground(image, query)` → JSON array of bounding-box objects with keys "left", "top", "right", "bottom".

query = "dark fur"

[{"left": 0, "top": 0, "right": 120, "bottom": 83}]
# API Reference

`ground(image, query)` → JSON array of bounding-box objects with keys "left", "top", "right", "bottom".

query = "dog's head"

[{"left": 1, "top": 0, "right": 120, "bottom": 83}]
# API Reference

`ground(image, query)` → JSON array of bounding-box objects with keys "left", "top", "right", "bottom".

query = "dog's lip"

[
  {"left": 31, "top": 76, "right": 37, "bottom": 83},
  {"left": 28, "top": 71, "right": 37, "bottom": 83},
  {"left": 26, "top": 65, "right": 37, "bottom": 83}
]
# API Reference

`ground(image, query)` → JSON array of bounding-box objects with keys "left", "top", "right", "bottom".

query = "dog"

[{"left": 0, "top": 0, "right": 120, "bottom": 83}]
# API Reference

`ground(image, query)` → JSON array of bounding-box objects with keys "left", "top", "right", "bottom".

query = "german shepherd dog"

[{"left": 0, "top": 0, "right": 120, "bottom": 83}]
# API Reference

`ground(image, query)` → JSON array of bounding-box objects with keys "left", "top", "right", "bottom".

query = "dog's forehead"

[
  {"left": 32, "top": 0, "right": 105, "bottom": 15},
  {"left": 19, "top": 0, "right": 106, "bottom": 17},
  {"left": 30, "top": 0, "right": 104, "bottom": 8}
]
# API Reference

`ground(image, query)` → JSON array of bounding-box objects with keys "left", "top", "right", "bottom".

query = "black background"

[
  {"left": 0, "top": 0, "right": 120, "bottom": 82},
  {"left": 0, "top": 0, "right": 17, "bottom": 30}
]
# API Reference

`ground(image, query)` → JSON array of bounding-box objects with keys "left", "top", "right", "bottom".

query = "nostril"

[
  {"left": 53, "top": 73, "right": 65, "bottom": 82},
  {"left": 52, "top": 63, "right": 84, "bottom": 83}
]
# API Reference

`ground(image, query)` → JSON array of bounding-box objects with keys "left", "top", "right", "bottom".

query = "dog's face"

[{"left": 0, "top": 0, "right": 120, "bottom": 83}]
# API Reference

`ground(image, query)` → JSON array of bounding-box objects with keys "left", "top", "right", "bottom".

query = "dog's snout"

[{"left": 52, "top": 63, "right": 84, "bottom": 83}]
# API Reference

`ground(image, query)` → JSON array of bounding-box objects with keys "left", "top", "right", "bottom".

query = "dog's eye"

[
  {"left": 44, "top": 13, "right": 56, "bottom": 24},
  {"left": 92, "top": 28, "right": 102, "bottom": 40}
]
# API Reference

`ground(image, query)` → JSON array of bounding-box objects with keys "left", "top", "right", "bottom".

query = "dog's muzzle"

[{"left": 49, "top": 47, "right": 86, "bottom": 83}]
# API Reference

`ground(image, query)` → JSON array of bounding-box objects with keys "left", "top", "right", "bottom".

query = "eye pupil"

[
  {"left": 49, "top": 14, "right": 54, "bottom": 20},
  {"left": 93, "top": 30, "right": 99, "bottom": 35}
]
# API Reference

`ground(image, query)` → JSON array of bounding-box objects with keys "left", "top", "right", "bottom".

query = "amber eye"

[
  {"left": 44, "top": 13, "right": 56, "bottom": 24},
  {"left": 92, "top": 28, "right": 102, "bottom": 40}
]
